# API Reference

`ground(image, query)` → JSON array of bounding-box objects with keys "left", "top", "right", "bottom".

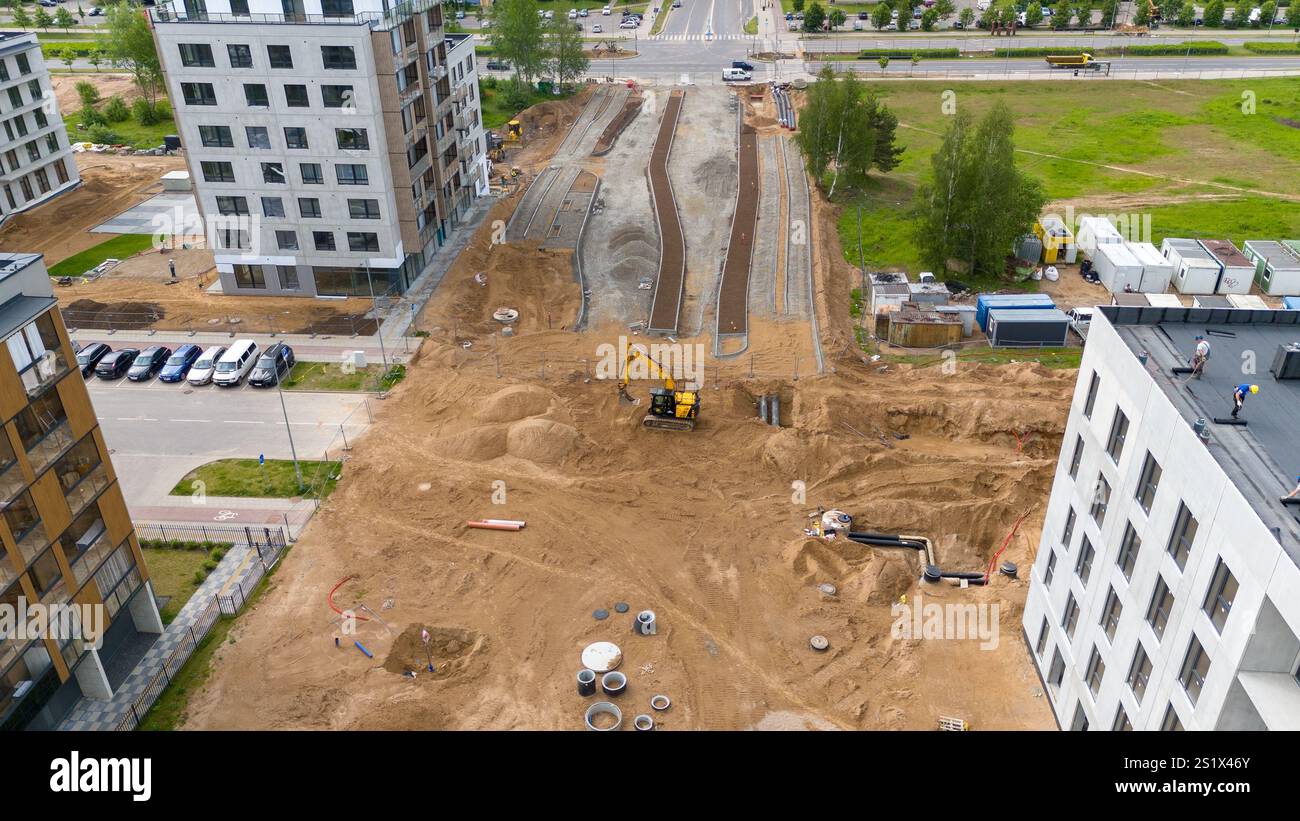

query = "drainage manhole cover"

[{"left": 593, "top": 609, "right": 610, "bottom": 620}]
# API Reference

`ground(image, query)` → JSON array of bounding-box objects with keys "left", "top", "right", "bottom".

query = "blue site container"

[
  {"left": 975, "top": 293, "right": 1055, "bottom": 332},
  {"left": 1284, "top": 296, "right": 1300, "bottom": 310}
]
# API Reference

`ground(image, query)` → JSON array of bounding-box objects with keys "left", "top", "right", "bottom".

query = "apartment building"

[
  {"left": 150, "top": 0, "right": 487, "bottom": 298},
  {"left": 0, "top": 253, "right": 161, "bottom": 731},
  {"left": 0, "top": 32, "right": 81, "bottom": 228},
  {"left": 1022, "top": 305, "right": 1300, "bottom": 731}
]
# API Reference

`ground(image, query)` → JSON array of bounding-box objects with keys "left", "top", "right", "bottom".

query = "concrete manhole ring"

[
  {"left": 493, "top": 307, "right": 519, "bottom": 323},
  {"left": 581, "top": 641, "right": 622, "bottom": 673}
]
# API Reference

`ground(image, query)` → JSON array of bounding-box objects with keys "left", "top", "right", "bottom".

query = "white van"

[
  {"left": 213, "top": 339, "right": 260, "bottom": 387},
  {"left": 722, "top": 67, "right": 751, "bottom": 82}
]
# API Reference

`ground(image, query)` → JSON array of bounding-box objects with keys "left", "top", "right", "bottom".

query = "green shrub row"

[
  {"left": 858, "top": 48, "right": 960, "bottom": 59},
  {"left": 991, "top": 42, "right": 1229, "bottom": 57},
  {"left": 141, "top": 538, "right": 235, "bottom": 552},
  {"left": 1244, "top": 42, "right": 1300, "bottom": 54}
]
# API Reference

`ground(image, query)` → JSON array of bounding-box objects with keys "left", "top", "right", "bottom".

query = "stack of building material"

[
  {"left": 975, "top": 293, "right": 1055, "bottom": 332},
  {"left": 887, "top": 306, "right": 963, "bottom": 348},
  {"left": 1199, "top": 239, "right": 1254, "bottom": 295},
  {"left": 1162, "top": 238, "right": 1223, "bottom": 295},
  {"left": 987, "top": 308, "right": 1071, "bottom": 347},
  {"left": 1092, "top": 243, "right": 1145, "bottom": 294},
  {"left": 1125, "top": 241, "right": 1174, "bottom": 293},
  {"left": 1243, "top": 240, "right": 1300, "bottom": 296},
  {"left": 1035, "top": 216, "right": 1076, "bottom": 264},
  {"left": 1076, "top": 216, "right": 1124, "bottom": 256}
]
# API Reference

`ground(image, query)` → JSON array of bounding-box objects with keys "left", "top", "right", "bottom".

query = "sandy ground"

[
  {"left": 176, "top": 86, "right": 1070, "bottom": 732},
  {"left": 51, "top": 73, "right": 142, "bottom": 118}
]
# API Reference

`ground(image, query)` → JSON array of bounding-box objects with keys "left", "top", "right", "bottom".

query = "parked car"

[
  {"left": 620, "top": 18, "right": 638, "bottom": 28},
  {"left": 76, "top": 343, "right": 111, "bottom": 378},
  {"left": 592, "top": 23, "right": 602, "bottom": 32},
  {"left": 567, "top": 8, "right": 577, "bottom": 19},
  {"left": 579, "top": 8, "right": 589, "bottom": 16},
  {"left": 485, "top": 59, "right": 510, "bottom": 71},
  {"left": 908, "top": 18, "right": 920, "bottom": 28},
  {"left": 248, "top": 343, "right": 296, "bottom": 388},
  {"left": 602, "top": 5, "right": 612, "bottom": 14},
  {"left": 722, "top": 67, "right": 752, "bottom": 82},
  {"left": 858, "top": 11, "right": 869, "bottom": 18},
  {"left": 455, "top": 9, "right": 465, "bottom": 19},
  {"left": 732, "top": 60, "right": 755, "bottom": 71},
  {"left": 187, "top": 345, "right": 227, "bottom": 386},
  {"left": 95, "top": 349, "right": 139, "bottom": 380},
  {"left": 127, "top": 346, "right": 172, "bottom": 381},
  {"left": 89, "top": 6, "right": 105, "bottom": 15},
  {"left": 213, "top": 339, "right": 260, "bottom": 387},
  {"left": 158, "top": 344, "right": 203, "bottom": 383}
]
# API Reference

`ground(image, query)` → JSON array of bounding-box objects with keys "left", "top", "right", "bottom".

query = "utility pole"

[
  {"left": 363, "top": 260, "right": 389, "bottom": 370},
  {"left": 273, "top": 367, "right": 304, "bottom": 491}
]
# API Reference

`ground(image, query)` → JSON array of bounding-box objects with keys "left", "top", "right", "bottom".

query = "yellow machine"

[
  {"left": 617, "top": 348, "right": 700, "bottom": 432},
  {"left": 505, "top": 119, "right": 522, "bottom": 143}
]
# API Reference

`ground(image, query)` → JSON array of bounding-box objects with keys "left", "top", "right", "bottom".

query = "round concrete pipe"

[
  {"left": 650, "top": 694, "right": 672, "bottom": 712},
  {"left": 634, "top": 610, "right": 657, "bottom": 636},
  {"left": 601, "top": 671, "right": 627, "bottom": 697},
  {"left": 577, "top": 668, "right": 597, "bottom": 696},
  {"left": 772, "top": 395, "right": 780, "bottom": 427},
  {"left": 633, "top": 714, "right": 655, "bottom": 732},
  {"left": 759, "top": 394, "right": 769, "bottom": 424},
  {"left": 584, "top": 701, "right": 623, "bottom": 731}
]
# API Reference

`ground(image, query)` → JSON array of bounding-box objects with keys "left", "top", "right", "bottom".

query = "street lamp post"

[
  {"left": 273, "top": 367, "right": 304, "bottom": 491},
  {"left": 363, "top": 260, "right": 390, "bottom": 371}
]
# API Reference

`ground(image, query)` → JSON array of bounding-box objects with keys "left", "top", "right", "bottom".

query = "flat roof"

[
  {"left": 1164, "top": 238, "right": 1217, "bottom": 262},
  {"left": 1102, "top": 306, "right": 1300, "bottom": 560},
  {"left": 0, "top": 253, "right": 42, "bottom": 283},
  {"left": 1200, "top": 239, "right": 1253, "bottom": 269},
  {"left": 1246, "top": 240, "right": 1300, "bottom": 270}
]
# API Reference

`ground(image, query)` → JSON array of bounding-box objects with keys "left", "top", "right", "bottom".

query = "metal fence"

[
  {"left": 134, "top": 522, "right": 290, "bottom": 549},
  {"left": 113, "top": 598, "right": 221, "bottom": 732}
]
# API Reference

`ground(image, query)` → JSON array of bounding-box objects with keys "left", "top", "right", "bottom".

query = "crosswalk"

[{"left": 649, "top": 33, "right": 753, "bottom": 41}]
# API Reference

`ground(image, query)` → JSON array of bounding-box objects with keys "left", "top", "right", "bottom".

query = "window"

[
  {"left": 1070, "top": 703, "right": 1089, "bottom": 731},
  {"left": 277, "top": 266, "right": 300, "bottom": 291},
  {"left": 268, "top": 45, "right": 294, "bottom": 69},
  {"left": 1117, "top": 523, "right": 1140, "bottom": 580},
  {"left": 262, "top": 196, "right": 285, "bottom": 218},
  {"left": 1083, "top": 372, "right": 1100, "bottom": 419},
  {"left": 1100, "top": 587, "right": 1123, "bottom": 642},
  {"left": 1061, "top": 507, "right": 1076, "bottom": 549},
  {"left": 1179, "top": 637, "right": 1210, "bottom": 705},
  {"left": 244, "top": 84, "right": 270, "bottom": 107},
  {"left": 285, "top": 84, "right": 310, "bottom": 107},
  {"left": 1089, "top": 475, "right": 1110, "bottom": 527},
  {"left": 182, "top": 82, "right": 217, "bottom": 106},
  {"left": 47, "top": 133, "right": 60, "bottom": 157},
  {"left": 245, "top": 126, "right": 271, "bottom": 150},
  {"left": 1160, "top": 704, "right": 1183, "bottom": 731},
  {"left": 1067, "top": 435, "right": 1084, "bottom": 479},
  {"left": 300, "top": 163, "right": 324, "bottom": 185},
  {"left": 200, "top": 161, "right": 235, "bottom": 183},
  {"left": 1062, "top": 594, "right": 1079, "bottom": 639},
  {"left": 30, "top": 546, "right": 64, "bottom": 597},
  {"left": 217, "top": 228, "right": 250, "bottom": 251},
  {"left": 1075, "top": 536, "right": 1095, "bottom": 587},
  {"left": 1048, "top": 648, "right": 1065, "bottom": 687},
  {"left": 25, "top": 141, "right": 40, "bottom": 162},
  {"left": 199, "top": 125, "right": 233, "bottom": 147},
  {"left": 1167, "top": 503, "right": 1198, "bottom": 570},
  {"left": 1035, "top": 618, "right": 1050, "bottom": 657},
  {"left": 1042, "top": 550, "right": 1057, "bottom": 587},
  {"left": 1135, "top": 452, "right": 1161, "bottom": 513},
  {"left": 232, "top": 264, "right": 265, "bottom": 289},
  {"left": 1105, "top": 408, "right": 1129, "bottom": 463},
  {"left": 1112, "top": 708, "right": 1132, "bottom": 731},
  {"left": 322, "top": 85, "right": 353, "bottom": 108},
  {"left": 347, "top": 232, "right": 379, "bottom": 253},
  {"left": 336, "top": 164, "right": 368, "bottom": 185},
  {"left": 33, "top": 108, "right": 46, "bottom": 129},
  {"left": 1127, "top": 644, "right": 1152, "bottom": 702},
  {"left": 284, "top": 127, "right": 309, "bottom": 149},
  {"left": 322, "top": 45, "right": 357, "bottom": 70},
  {"left": 1201, "top": 558, "right": 1237, "bottom": 634},
  {"left": 298, "top": 198, "right": 322, "bottom": 218},
  {"left": 275, "top": 230, "right": 299, "bottom": 251},
  {"left": 348, "top": 199, "right": 380, "bottom": 220},
  {"left": 313, "top": 231, "right": 336, "bottom": 251},
  {"left": 227, "top": 44, "right": 253, "bottom": 68},
  {"left": 179, "top": 43, "right": 215, "bottom": 67},
  {"left": 336, "top": 128, "right": 369, "bottom": 151},
  {"left": 321, "top": 0, "right": 355, "bottom": 16},
  {"left": 215, "top": 196, "right": 249, "bottom": 216},
  {"left": 16, "top": 53, "right": 30, "bottom": 75},
  {"left": 262, "top": 163, "right": 286, "bottom": 185},
  {"left": 6, "top": 87, "right": 21, "bottom": 109},
  {"left": 1085, "top": 647, "right": 1105, "bottom": 698},
  {"left": 1146, "top": 577, "right": 1174, "bottom": 640},
  {"left": 230, "top": 0, "right": 250, "bottom": 13}
]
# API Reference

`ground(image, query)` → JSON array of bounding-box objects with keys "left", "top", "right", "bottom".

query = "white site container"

[
  {"left": 1162, "top": 238, "right": 1222, "bottom": 295},
  {"left": 1093, "top": 243, "right": 1145, "bottom": 294},
  {"left": 1077, "top": 216, "right": 1125, "bottom": 256},
  {"left": 1226, "top": 294, "right": 1269, "bottom": 310},
  {"left": 1125, "top": 241, "right": 1174, "bottom": 294},
  {"left": 1198, "top": 239, "right": 1254, "bottom": 295}
]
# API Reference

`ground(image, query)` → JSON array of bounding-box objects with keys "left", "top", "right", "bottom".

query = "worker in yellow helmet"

[{"left": 1231, "top": 383, "right": 1259, "bottom": 419}]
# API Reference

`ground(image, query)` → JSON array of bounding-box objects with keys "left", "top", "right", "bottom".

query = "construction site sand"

[{"left": 51, "top": 74, "right": 142, "bottom": 117}]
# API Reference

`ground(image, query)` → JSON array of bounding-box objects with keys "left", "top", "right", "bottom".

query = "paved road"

[
  {"left": 86, "top": 376, "right": 371, "bottom": 520},
  {"left": 806, "top": 54, "right": 1300, "bottom": 75}
]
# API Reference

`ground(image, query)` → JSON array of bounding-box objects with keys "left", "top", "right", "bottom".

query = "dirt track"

[
  {"left": 647, "top": 91, "right": 686, "bottom": 333},
  {"left": 716, "top": 123, "right": 759, "bottom": 337}
]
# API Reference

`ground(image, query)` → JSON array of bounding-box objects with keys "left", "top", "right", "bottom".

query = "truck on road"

[{"left": 1045, "top": 52, "right": 1110, "bottom": 74}]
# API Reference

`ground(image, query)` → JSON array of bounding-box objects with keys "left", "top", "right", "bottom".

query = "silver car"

[{"left": 186, "top": 345, "right": 227, "bottom": 386}]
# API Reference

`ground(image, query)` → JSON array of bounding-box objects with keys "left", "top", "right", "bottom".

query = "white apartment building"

[
  {"left": 1023, "top": 305, "right": 1300, "bottom": 731},
  {"left": 0, "top": 32, "right": 81, "bottom": 228},
  {"left": 150, "top": 0, "right": 487, "bottom": 297}
]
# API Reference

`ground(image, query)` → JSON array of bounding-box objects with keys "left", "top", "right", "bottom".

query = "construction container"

[
  {"left": 868, "top": 272, "right": 910, "bottom": 313},
  {"left": 1015, "top": 233, "right": 1043, "bottom": 263},
  {"left": 1192, "top": 294, "right": 1233, "bottom": 308},
  {"left": 1035, "top": 216, "right": 1077, "bottom": 264},
  {"left": 1226, "top": 294, "right": 1269, "bottom": 310},
  {"left": 1110, "top": 292, "right": 1150, "bottom": 307},
  {"left": 987, "top": 308, "right": 1071, "bottom": 348},
  {"left": 1199, "top": 239, "right": 1254, "bottom": 295},
  {"left": 1146, "top": 293, "right": 1184, "bottom": 308},
  {"left": 1162, "top": 238, "right": 1222, "bottom": 295},
  {"left": 887, "top": 309, "right": 963, "bottom": 348},
  {"left": 1243, "top": 240, "right": 1300, "bottom": 296},
  {"left": 1125, "top": 241, "right": 1174, "bottom": 293},
  {"left": 1283, "top": 296, "right": 1300, "bottom": 310},
  {"left": 975, "top": 292, "right": 1055, "bottom": 332},
  {"left": 1093, "top": 243, "right": 1145, "bottom": 294},
  {"left": 935, "top": 304, "right": 977, "bottom": 337},
  {"left": 1076, "top": 216, "right": 1124, "bottom": 255},
  {"left": 907, "top": 282, "right": 950, "bottom": 307}
]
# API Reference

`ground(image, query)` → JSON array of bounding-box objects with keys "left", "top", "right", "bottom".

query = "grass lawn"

[
  {"left": 63, "top": 109, "right": 178, "bottom": 150},
  {"left": 47, "top": 234, "right": 156, "bottom": 277},
  {"left": 744, "top": 15, "right": 758, "bottom": 34},
  {"left": 170, "top": 458, "right": 342, "bottom": 500},
  {"left": 282, "top": 361, "right": 403, "bottom": 392},
  {"left": 478, "top": 78, "right": 577, "bottom": 130},
  {"left": 140, "top": 548, "right": 210, "bottom": 625},
  {"left": 884, "top": 346, "right": 1085, "bottom": 369}
]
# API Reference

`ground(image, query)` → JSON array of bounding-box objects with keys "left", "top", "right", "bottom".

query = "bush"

[
  {"left": 1244, "top": 41, "right": 1300, "bottom": 53},
  {"left": 859, "top": 48, "right": 959, "bottom": 59},
  {"left": 78, "top": 106, "right": 105, "bottom": 127},
  {"left": 154, "top": 99, "right": 172, "bottom": 119},
  {"left": 75, "top": 80, "right": 100, "bottom": 108},
  {"left": 202, "top": 559, "right": 218, "bottom": 572},
  {"left": 991, "top": 42, "right": 1228, "bottom": 57},
  {"left": 102, "top": 95, "right": 130, "bottom": 122},
  {"left": 193, "top": 570, "right": 206, "bottom": 585},
  {"left": 170, "top": 539, "right": 186, "bottom": 550},
  {"left": 209, "top": 547, "right": 227, "bottom": 561},
  {"left": 132, "top": 97, "right": 161, "bottom": 126}
]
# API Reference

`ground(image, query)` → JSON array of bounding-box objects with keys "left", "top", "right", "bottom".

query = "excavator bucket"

[{"left": 618, "top": 386, "right": 640, "bottom": 406}]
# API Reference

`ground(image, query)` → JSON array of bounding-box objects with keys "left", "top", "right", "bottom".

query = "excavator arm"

[{"left": 617, "top": 347, "right": 676, "bottom": 401}]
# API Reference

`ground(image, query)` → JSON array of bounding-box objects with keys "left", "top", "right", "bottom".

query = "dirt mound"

[
  {"left": 381, "top": 624, "right": 486, "bottom": 679},
  {"left": 505, "top": 418, "right": 583, "bottom": 464},
  {"left": 434, "top": 426, "right": 509, "bottom": 462},
  {"left": 476, "top": 384, "right": 557, "bottom": 423}
]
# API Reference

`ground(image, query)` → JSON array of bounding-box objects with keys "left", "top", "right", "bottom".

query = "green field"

[
  {"left": 170, "top": 458, "right": 341, "bottom": 500},
  {"left": 283, "top": 361, "right": 405, "bottom": 392},
  {"left": 140, "top": 547, "right": 210, "bottom": 624},
  {"left": 479, "top": 77, "right": 577, "bottom": 130},
  {"left": 62, "top": 109, "right": 177, "bottom": 151},
  {"left": 47, "top": 234, "right": 156, "bottom": 276},
  {"left": 836, "top": 79, "right": 1300, "bottom": 276}
]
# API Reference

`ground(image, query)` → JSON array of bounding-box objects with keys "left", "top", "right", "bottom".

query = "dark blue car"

[{"left": 158, "top": 344, "right": 203, "bottom": 383}]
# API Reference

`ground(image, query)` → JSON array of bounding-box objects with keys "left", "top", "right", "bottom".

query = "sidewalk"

[{"left": 129, "top": 495, "right": 317, "bottom": 530}]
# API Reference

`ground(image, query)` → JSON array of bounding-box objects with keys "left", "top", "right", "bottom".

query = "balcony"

[
  {"left": 24, "top": 418, "right": 75, "bottom": 476},
  {"left": 13, "top": 520, "right": 49, "bottom": 565},
  {"left": 17, "top": 350, "right": 70, "bottom": 401},
  {"left": 63, "top": 463, "right": 110, "bottom": 520},
  {"left": 0, "top": 461, "right": 23, "bottom": 506}
]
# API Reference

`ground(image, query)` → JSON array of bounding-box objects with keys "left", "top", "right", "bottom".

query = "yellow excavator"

[
  {"left": 504, "top": 119, "right": 522, "bottom": 144},
  {"left": 617, "top": 347, "right": 700, "bottom": 432}
]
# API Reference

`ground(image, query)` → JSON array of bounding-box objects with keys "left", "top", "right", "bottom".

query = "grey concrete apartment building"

[
  {"left": 150, "top": 0, "right": 487, "bottom": 297},
  {"left": 1023, "top": 305, "right": 1300, "bottom": 731},
  {"left": 0, "top": 32, "right": 81, "bottom": 229}
]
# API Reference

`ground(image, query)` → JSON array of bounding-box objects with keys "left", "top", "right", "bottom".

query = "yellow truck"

[{"left": 1045, "top": 52, "right": 1099, "bottom": 68}]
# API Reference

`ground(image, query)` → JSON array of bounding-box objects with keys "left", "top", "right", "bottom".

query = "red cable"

[
  {"left": 986, "top": 511, "right": 1031, "bottom": 585},
  {"left": 328, "top": 575, "right": 370, "bottom": 621}
]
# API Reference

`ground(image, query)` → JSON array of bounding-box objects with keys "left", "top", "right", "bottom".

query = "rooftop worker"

[
  {"left": 1285, "top": 476, "right": 1300, "bottom": 500},
  {"left": 1231, "top": 383, "right": 1259, "bottom": 419},
  {"left": 1184, "top": 335, "right": 1211, "bottom": 382}
]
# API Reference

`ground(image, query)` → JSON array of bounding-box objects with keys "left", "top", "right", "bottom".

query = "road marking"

[
  {"left": 169, "top": 418, "right": 211, "bottom": 423},
  {"left": 114, "top": 417, "right": 159, "bottom": 422},
  {"left": 223, "top": 420, "right": 264, "bottom": 425}
]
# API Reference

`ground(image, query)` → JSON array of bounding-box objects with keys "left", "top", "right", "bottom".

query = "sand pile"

[{"left": 476, "top": 384, "right": 556, "bottom": 422}]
